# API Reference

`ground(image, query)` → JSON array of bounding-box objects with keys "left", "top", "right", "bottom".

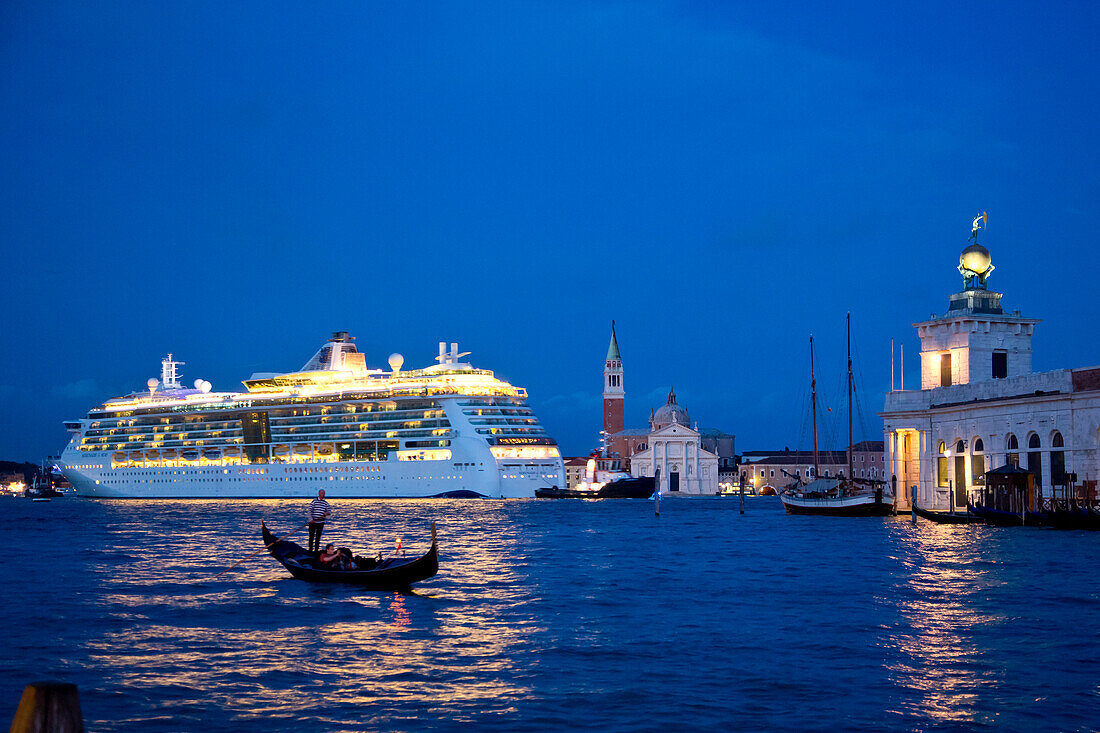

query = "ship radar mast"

[
  {"left": 161, "top": 353, "right": 184, "bottom": 389},
  {"left": 435, "top": 342, "right": 471, "bottom": 365}
]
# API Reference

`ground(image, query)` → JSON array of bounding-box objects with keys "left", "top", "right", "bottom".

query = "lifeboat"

[
  {"left": 181, "top": 449, "right": 200, "bottom": 462},
  {"left": 162, "top": 449, "right": 178, "bottom": 460},
  {"left": 202, "top": 448, "right": 222, "bottom": 461},
  {"left": 223, "top": 447, "right": 241, "bottom": 458},
  {"left": 145, "top": 450, "right": 161, "bottom": 461},
  {"left": 315, "top": 444, "right": 334, "bottom": 456},
  {"left": 130, "top": 451, "right": 145, "bottom": 463},
  {"left": 293, "top": 444, "right": 312, "bottom": 456},
  {"left": 112, "top": 451, "right": 127, "bottom": 463},
  {"left": 272, "top": 445, "right": 290, "bottom": 457}
]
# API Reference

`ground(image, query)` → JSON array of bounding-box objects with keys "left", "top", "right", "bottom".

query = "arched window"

[
  {"left": 956, "top": 439, "right": 966, "bottom": 453},
  {"left": 1027, "top": 434, "right": 1042, "bottom": 487},
  {"left": 972, "top": 436, "right": 986, "bottom": 485},
  {"left": 937, "top": 441, "right": 949, "bottom": 487},
  {"left": 1006, "top": 434, "right": 1019, "bottom": 467},
  {"left": 1051, "top": 431, "right": 1066, "bottom": 486}
]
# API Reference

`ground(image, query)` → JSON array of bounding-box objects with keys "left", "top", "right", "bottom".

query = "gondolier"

[{"left": 306, "top": 489, "right": 331, "bottom": 552}]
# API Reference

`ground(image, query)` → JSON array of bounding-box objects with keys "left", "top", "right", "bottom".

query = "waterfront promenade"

[{"left": 3, "top": 496, "right": 1098, "bottom": 731}]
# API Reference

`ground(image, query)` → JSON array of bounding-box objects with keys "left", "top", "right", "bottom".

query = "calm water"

[{"left": 2, "top": 496, "right": 1098, "bottom": 731}]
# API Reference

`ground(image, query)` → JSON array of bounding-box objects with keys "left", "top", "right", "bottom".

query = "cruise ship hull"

[{"left": 59, "top": 450, "right": 561, "bottom": 499}]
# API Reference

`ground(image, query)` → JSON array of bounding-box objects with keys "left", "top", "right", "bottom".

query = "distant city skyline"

[{"left": 2, "top": 1, "right": 1098, "bottom": 460}]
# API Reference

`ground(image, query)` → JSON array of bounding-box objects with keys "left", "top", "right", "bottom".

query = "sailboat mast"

[
  {"left": 810, "top": 335, "right": 820, "bottom": 477},
  {"left": 847, "top": 313, "right": 854, "bottom": 481}
]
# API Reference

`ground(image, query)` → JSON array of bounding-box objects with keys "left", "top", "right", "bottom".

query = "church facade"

[
  {"left": 626, "top": 389, "right": 720, "bottom": 495},
  {"left": 600, "top": 322, "right": 725, "bottom": 494},
  {"left": 881, "top": 229, "right": 1100, "bottom": 511}
]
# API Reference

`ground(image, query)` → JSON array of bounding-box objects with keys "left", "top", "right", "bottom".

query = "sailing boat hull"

[{"left": 779, "top": 493, "right": 894, "bottom": 516}]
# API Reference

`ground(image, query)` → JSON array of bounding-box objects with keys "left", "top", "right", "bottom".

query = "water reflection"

[
  {"left": 80, "top": 499, "right": 539, "bottom": 729},
  {"left": 5, "top": 496, "right": 1098, "bottom": 731},
  {"left": 886, "top": 522, "right": 1001, "bottom": 726}
]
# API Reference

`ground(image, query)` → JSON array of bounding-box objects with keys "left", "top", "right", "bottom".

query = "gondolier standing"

[{"left": 306, "top": 489, "right": 331, "bottom": 553}]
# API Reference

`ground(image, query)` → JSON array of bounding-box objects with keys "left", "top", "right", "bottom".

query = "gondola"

[
  {"left": 1043, "top": 505, "right": 1100, "bottom": 531},
  {"left": 912, "top": 503, "right": 983, "bottom": 524},
  {"left": 261, "top": 522, "right": 439, "bottom": 588},
  {"left": 967, "top": 502, "right": 1045, "bottom": 527}
]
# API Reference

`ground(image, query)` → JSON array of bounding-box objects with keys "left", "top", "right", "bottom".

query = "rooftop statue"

[{"left": 959, "top": 211, "right": 994, "bottom": 290}]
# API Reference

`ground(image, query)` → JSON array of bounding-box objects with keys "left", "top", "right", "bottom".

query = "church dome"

[{"left": 651, "top": 388, "right": 690, "bottom": 430}]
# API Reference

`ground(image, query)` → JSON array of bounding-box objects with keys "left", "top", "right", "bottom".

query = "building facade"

[
  {"left": 736, "top": 450, "right": 847, "bottom": 494},
  {"left": 628, "top": 389, "right": 720, "bottom": 494},
  {"left": 881, "top": 235, "right": 1100, "bottom": 511},
  {"left": 563, "top": 457, "right": 590, "bottom": 490}
]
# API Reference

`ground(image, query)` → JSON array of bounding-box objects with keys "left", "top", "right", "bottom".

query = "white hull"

[{"left": 59, "top": 449, "right": 561, "bottom": 499}]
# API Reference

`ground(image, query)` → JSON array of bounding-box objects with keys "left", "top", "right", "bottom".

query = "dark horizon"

[{"left": 3, "top": 2, "right": 1098, "bottom": 461}]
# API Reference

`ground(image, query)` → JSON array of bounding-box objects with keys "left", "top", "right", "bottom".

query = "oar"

[{"left": 213, "top": 521, "right": 312, "bottom": 579}]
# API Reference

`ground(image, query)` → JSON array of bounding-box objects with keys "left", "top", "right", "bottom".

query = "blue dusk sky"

[{"left": 2, "top": 1, "right": 1098, "bottom": 460}]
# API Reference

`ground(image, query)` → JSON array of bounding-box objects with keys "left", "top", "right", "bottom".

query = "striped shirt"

[{"left": 307, "top": 498, "right": 331, "bottom": 522}]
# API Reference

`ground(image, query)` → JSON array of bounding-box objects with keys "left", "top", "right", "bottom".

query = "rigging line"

[{"left": 850, "top": 324, "right": 874, "bottom": 444}]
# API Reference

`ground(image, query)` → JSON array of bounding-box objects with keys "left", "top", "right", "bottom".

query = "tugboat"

[
  {"left": 535, "top": 456, "right": 654, "bottom": 499},
  {"left": 27, "top": 468, "right": 63, "bottom": 500}
]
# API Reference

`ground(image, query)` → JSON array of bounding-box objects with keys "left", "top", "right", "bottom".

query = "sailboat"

[{"left": 779, "top": 315, "right": 893, "bottom": 516}]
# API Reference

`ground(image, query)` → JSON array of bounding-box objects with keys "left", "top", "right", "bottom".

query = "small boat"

[
  {"left": 181, "top": 449, "right": 200, "bottom": 461},
  {"left": 780, "top": 479, "right": 894, "bottom": 516},
  {"left": 536, "top": 476, "right": 655, "bottom": 499},
  {"left": 261, "top": 522, "right": 439, "bottom": 589},
  {"left": 912, "top": 503, "right": 983, "bottom": 524},
  {"left": 202, "top": 448, "right": 222, "bottom": 460},
  {"left": 967, "top": 502, "right": 1045, "bottom": 527},
  {"left": 293, "top": 444, "right": 312, "bottom": 456},
  {"left": 779, "top": 319, "right": 893, "bottom": 517},
  {"left": 1045, "top": 505, "right": 1100, "bottom": 531}
]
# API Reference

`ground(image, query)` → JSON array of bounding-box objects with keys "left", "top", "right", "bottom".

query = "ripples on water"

[{"left": 1, "top": 497, "right": 1098, "bottom": 731}]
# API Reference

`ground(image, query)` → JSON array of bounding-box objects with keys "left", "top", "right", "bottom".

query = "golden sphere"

[{"left": 960, "top": 244, "right": 991, "bottom": 275}]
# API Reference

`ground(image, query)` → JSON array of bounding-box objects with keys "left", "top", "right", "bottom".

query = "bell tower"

[{"left": 603, "top": 320, "right": 625, "bottom": 437}]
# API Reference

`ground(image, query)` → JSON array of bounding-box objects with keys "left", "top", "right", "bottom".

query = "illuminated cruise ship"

[{"left": 59, "top": 333, "right": 565, "bottom": 498}]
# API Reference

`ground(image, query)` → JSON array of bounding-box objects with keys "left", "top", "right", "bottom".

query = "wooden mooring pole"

[{"left": 9, "top": 681, "right": 84, "bottom": 733}]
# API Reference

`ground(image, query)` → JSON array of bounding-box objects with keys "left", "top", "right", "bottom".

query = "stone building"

[
  {"left": 627, "top": 389, "right": 721, "bottom": 494},
  {"left": 563, "top": 457, "right": 590, "bottom": 490},
  {"left": 881, "top": 233, "right": 1100, "bottom": 511}
]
